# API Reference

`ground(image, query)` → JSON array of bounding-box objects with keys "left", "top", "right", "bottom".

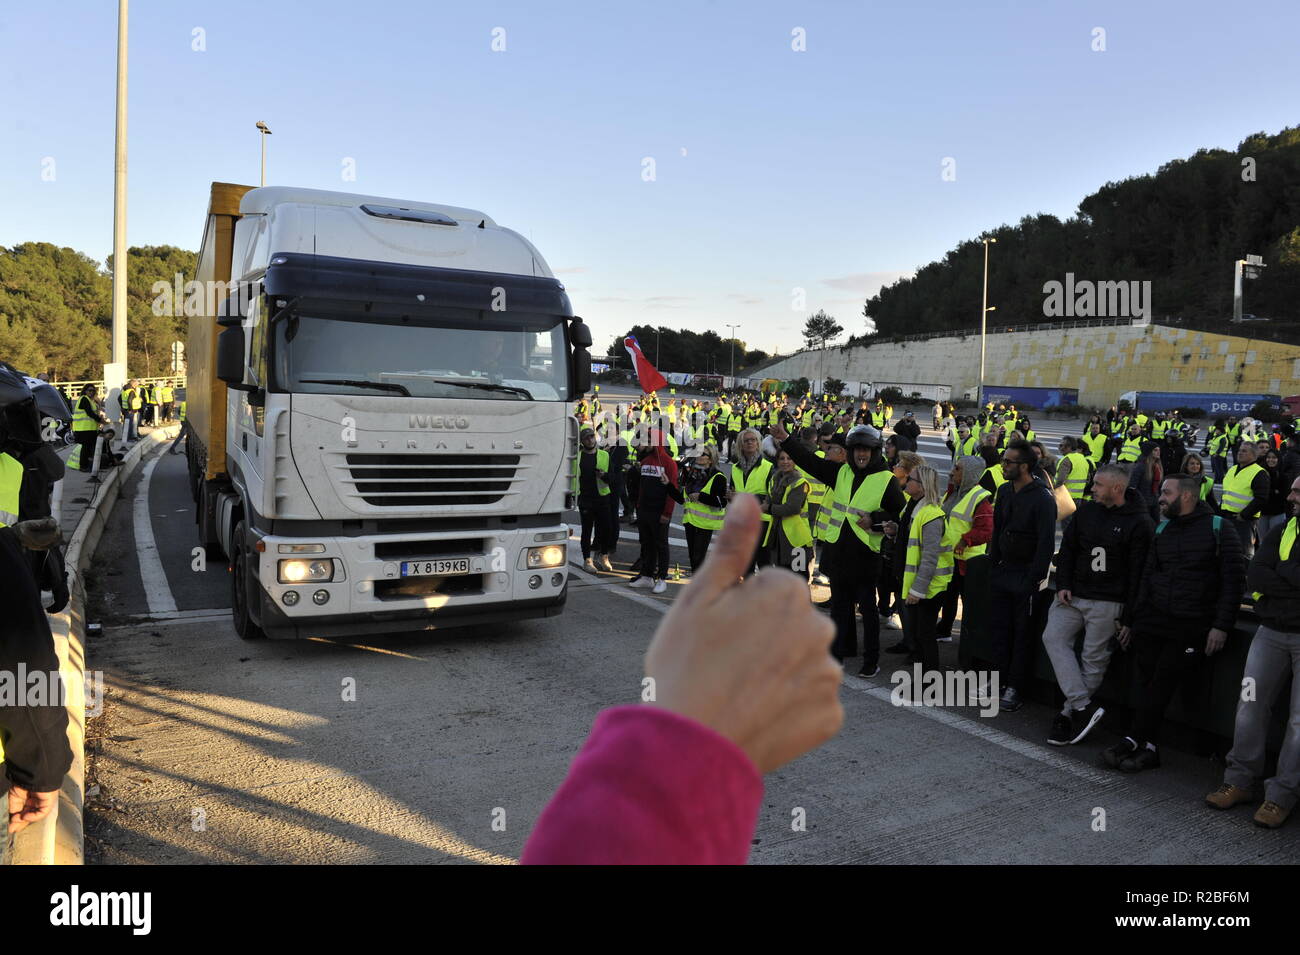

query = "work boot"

[
  {"left": 1253, "top": 801, "right": 1292, "bottom": 829},
  {"left": 1205, "top": 784, "right": 1254, "bottom": 810}
]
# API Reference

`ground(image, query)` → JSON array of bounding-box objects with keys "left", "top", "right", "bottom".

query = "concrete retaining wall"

[{"left": 757, "top": 323, "right": 1300, "bottom": 407}]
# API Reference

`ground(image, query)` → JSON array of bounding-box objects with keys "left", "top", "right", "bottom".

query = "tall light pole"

[
  {"left": 978, "top": 237, "right": 997, "bottom": 407},
  {"left": 110, "top": 0, "right": 129, "bottom": 370},
  {"left": 726, "top": 323, "right": 741, "bottom": 381},
  {"left": 257, "top": 121, "right": 272, "bottom": 186}
]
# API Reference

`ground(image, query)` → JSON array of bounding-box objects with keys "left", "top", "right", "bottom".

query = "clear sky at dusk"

[{"left": 2, "top": 0, "right": 1298, "bottom": 356}]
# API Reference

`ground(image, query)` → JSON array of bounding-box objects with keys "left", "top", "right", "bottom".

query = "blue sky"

[{"left": 2, "top": 0, "right": 1298, "bottom": 358}]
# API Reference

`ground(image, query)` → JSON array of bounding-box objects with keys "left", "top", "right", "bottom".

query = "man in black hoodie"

[
  {"left": 771, "top": 420, "right": 905, "bottom": 676},
  {"left": 1207, "top": 474, "right": 1300, "bottom": 828},
  {"left": 1042, "top": 465, "right": 1153, "bottom": 745},
  {"left": 988, "top": 438, "right": 1057, "bottom": 712},
  {"left": 1102, "top": 474, "right": 1245, "bottom": 772}
]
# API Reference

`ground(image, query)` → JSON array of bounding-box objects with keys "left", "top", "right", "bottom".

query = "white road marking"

[
  {"left": 133, "top": 451, "right": 178, "bottom": 614},
  {"left": 568, "top": 555, "right": 1118, "bottom": 785}
]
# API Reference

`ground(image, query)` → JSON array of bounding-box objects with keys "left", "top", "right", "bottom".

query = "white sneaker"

[
  {"left": 596, "top": 554, "right": 614, "bottom": 572},
  {"left": 629, "top": 575, "right": 651, "bottom": 589},
  {"left": 813, "top": 573, "right": 831, "bottom": 585},
  {"left": 583, "top": 557, "right": 597, "bottom": 571},
  {"left": 652, "top": 578, "right": 667, "bottom": 594},
  {"left": 880, "top": 614, "right": 901, "bottom": 630}
]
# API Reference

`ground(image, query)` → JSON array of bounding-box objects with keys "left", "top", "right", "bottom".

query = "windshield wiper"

[
  {"left": 299, "top": 378, "right": 411, "bottom": 396},
  {"left": 428, "top": 378, "right": 534, "bottom": 400}
]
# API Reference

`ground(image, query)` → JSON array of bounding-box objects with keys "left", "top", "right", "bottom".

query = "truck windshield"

[{"left": 272, "top": 309, "right": 570, "bottom": 401}]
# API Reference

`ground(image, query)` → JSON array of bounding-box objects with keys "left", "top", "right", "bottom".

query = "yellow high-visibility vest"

[
  {"left": 904, "top": 503, "right": 954, "bottom": 599},
  {"left": 683, "top": 472, "right": 726, "bottom": 530},
  {"left": 0, "top": 451, "right": 22, "bottom": 527},
  {"left": 732, "top": 459, "right": 773, "bottom": 524},
  {"left": 1221, "top": 463, "right": 1263, "bottom": 515},
  {"left": 763, "top": 476, "right": 812, "bottom": 549},
  {"left": 821, "top": 466, "right": 894, "bottom": 552},
  {"left": 1062, "top": 452, "right": 1091, "bottom": 501},
  {"left": 947, "top": 484, "right": 991, "bottom": 560}
]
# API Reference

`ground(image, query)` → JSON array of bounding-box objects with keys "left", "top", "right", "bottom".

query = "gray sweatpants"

[
  {"left": 1041, "top": 596, "right": 1123, "bottom": 714},
  {"left": 1223, "top": 624, "right": 1300, "bottom": 809}
]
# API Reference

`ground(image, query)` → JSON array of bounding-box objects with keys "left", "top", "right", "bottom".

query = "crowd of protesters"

[{"left": 569, "top": 387, "right": 1300, "bottom": 831}]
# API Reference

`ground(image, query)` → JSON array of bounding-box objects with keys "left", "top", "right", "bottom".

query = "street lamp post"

[
  {"left": 110, "top": 0, "right": 128, "bottom": 371},
  {"left": 256, "top": 121, "right": 272, "bottom": 186},
  {"left": 979, "top": 237, "right": 997, "bottom": 407},
  {"left": 726, "top": 323, "right": 741, "bottom": 382}
]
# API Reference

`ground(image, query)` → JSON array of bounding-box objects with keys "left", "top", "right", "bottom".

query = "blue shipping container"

[
  {"left": 980, "top": 386, "right": 1080, "bottom": 409},
  {"left": 1131, "top": 392, "right": 1279, "bottom": 416}
]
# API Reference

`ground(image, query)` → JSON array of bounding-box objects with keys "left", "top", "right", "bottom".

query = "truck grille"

[{"left": 341, "top": 453, "right": 521, "bottom": 507}]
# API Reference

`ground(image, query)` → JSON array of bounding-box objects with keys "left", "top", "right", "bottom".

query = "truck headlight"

[
  {"left": 278, "top": 558, "right": 335, "bottom": 584},
  {"left": 526, "top": 545, "right": 566, "bottom": 569}
]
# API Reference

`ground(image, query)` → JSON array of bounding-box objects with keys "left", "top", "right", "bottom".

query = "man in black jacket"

[
  {"left": 1042, "top": 466, "right": 1153, "bottom": 745},
  {"left": 1206, "top": 474, "right": 1300, "bottom": 828},
  {"left": 893, "top": 412, "right": 920, "bottom": 451},
  {"left": 771, "top": 420, "right": 905, "bottom": 676},
  {"left": 988, "top": 438, "right": 1057, "bottom": 712},
  {"left": 1102, "top": 474, "right": 1245, "bottom": 772}
]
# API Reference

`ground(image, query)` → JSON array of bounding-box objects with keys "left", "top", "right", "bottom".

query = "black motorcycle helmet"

[{"left": 0, "top": 363, "right": 42, "bottom": 450}]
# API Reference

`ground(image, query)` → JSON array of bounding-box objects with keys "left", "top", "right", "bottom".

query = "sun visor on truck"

[{"left": 261, "top": 252, "right": 573, "bottom": 317}]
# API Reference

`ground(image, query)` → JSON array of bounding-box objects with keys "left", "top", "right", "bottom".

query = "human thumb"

[{"left": 690, "top": 493, "right": 760, "bottom": 594}]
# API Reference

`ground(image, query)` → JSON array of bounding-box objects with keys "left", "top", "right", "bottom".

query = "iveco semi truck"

[{"left": 186, "top": 183, "right": 590, "bottom": 639}]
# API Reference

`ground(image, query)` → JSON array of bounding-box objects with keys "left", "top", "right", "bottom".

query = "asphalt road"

[{"left": 81, "top": 419, "right": 1298, "bottom": 864}]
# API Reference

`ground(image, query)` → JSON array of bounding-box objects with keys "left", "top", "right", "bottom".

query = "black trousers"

[
  {"left": 637, "top": 514, "right": 670, "bottom": 580},
  {"left": 937, "top": 565, "right": 967, "bottom": 636},
  {"left": 989, "top": 569, "right": 1038, "bottom": 692},
  {"left": 903, "top": 594, "right": 943, "bottom": 674},
  {"left": 1130, "top": 616, "right": 1210, "bottom": 745},
  {"left": 877, "top": 556, "right": 898, "bottom": 617},
  {"left": 73, "top": 428, "right": 100, "bottom": 471},
  {"left": 605, "top": 494, "right": 621, "bottom": 557},
  {"left": 829, "top": 553, "right": 882, "bottom": 666},
  {"left": 578, "top": 499, "right": 612, "bottom": 558},
  {"left": 685, "top": 523, "right": 713, "bottom": 571}
]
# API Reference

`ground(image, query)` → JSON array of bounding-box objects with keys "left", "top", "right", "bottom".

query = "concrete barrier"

[{"left": 10, "top": 426, "right": 178, "bottom": 865}]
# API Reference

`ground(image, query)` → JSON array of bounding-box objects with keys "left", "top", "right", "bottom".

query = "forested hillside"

[{"left": 862, "top": 127, "right": 1300, "bottom": 339}]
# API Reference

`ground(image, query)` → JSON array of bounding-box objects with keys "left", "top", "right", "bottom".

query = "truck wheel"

[{"left": 231, "top": 522, "right": 266, "bottom": 640}]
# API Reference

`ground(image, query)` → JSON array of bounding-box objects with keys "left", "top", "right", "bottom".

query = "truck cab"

[{"left": 188, "top": 185, "right": 591, "bottom": 639}]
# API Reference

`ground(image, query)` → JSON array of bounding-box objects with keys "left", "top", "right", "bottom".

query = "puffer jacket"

[
  {"left": 1134, "top": 500, "right": 1244, "bottom": 631},
  {"left": 1055, "top": 487, "right": 1154, "bottom": 624}
]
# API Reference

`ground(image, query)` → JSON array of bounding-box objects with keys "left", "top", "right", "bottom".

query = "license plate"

[{"left": 401, "top": 558, "right": 472, "bottom": 578}]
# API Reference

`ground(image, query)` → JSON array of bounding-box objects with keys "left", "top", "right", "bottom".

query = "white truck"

[{"left": 186, "top": 183, "right": 590, "bottom": 639}]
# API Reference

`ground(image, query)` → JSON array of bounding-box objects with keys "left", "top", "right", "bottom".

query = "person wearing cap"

[
  {"left": 770, "top": 418, "right": 905, "bottom": 676},
  {"left": 947, "top": 424, "right": 976, "bottom": 464}
]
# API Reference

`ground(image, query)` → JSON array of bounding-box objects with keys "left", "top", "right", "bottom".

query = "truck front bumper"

[{"left": 248, "top": 524, "right": 569, "bottom": 637}]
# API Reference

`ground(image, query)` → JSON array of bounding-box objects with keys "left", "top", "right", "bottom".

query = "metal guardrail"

[{"left": 50, "top": 376, "right": 185, "bottom": 399}]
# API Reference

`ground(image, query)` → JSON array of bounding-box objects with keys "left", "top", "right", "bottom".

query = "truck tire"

[{"left": 230, "top": 521, "right": 266, "bottom": 640}]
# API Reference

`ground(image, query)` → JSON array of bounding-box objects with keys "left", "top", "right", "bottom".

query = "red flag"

[{"left": 624, "top": 335, "right": 668, "bottom": 394}]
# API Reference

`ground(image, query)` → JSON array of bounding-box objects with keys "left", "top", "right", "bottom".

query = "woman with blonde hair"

[{"left": 898, "top": 465, "right": 952, "bottom": 677}]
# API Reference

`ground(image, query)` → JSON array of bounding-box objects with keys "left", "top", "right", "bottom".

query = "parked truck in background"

[
  {"left": 974, "top": 386, "right": 1079, "bottom": 409},
  {"left": 1119, "top": 391, "right": 1280, "bottom": 416},
  {"left": 869, "top": 382, "right": 952, "bottom": 404},
  {"left": 186, "top": 183, "right": 591, "bottom": 639}
]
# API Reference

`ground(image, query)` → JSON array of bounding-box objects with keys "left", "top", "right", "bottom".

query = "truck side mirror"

[
  {"left": 572, "top": 347, "right": 592, "bottom": 395},
  {"left": 216, "top": 325, "right": 251, "bottom": 390},
  {"left": 569, "top": 319, "right": 592, "bottom": 349}
]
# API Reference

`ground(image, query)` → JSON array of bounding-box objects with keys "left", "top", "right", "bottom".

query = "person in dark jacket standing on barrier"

[
  {"left": 771, "top": 420, "right": 905, "bottom": 676},
  {"left": 1042, "top": 465, "right": 1153, "bottom": 746},
  {"left": 1102, "top": 474, "right": 1245, "bottom": 773},
  {"left": 1206, "top": 474, "right": 1300, "bottom": 828},
  {"left": 988, "top": 438, "right": 1057, "bottom": 713}
]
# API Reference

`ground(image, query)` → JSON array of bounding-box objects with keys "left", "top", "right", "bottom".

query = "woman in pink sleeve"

[{"left": 522, "top": 494, "right": 843, "bottom": 865}]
